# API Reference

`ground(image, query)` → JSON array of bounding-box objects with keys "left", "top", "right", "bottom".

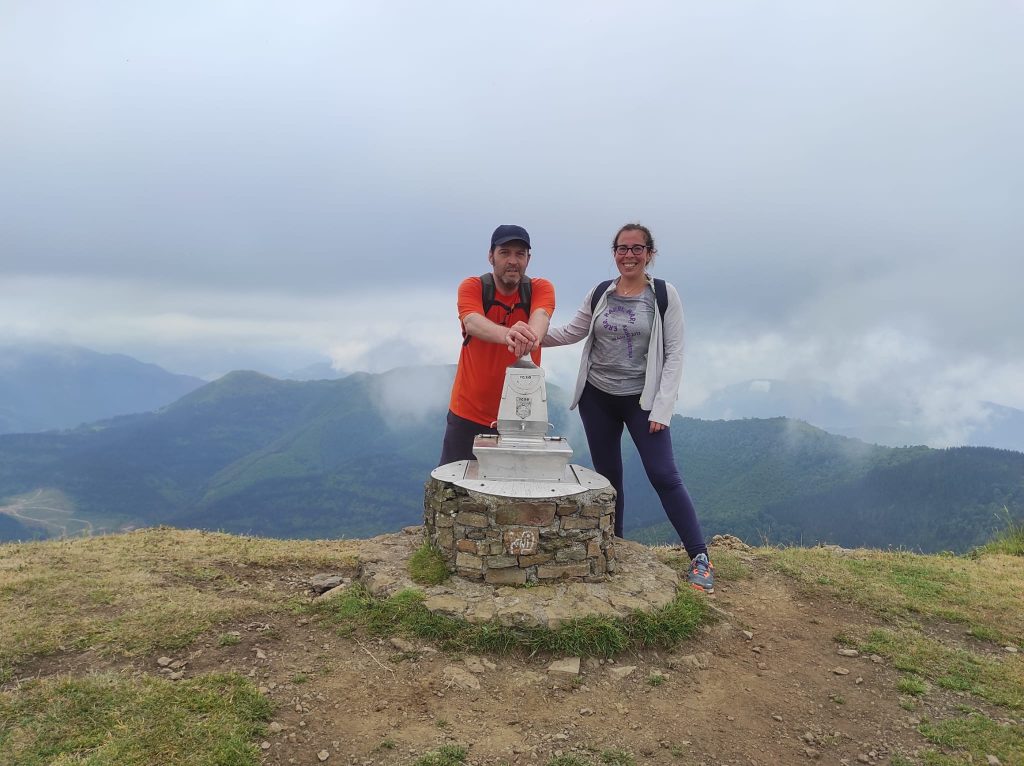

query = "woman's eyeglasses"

[{"left": 613, "top": 245, "right": 651, "bottom": 256}]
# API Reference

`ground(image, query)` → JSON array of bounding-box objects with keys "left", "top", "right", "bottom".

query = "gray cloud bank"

[{"left": 1, "top": 1, "right": 1022, "bottom": 446}]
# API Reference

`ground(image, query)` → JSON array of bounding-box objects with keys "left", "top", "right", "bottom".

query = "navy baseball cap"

[{"left": 490, "top": 224, "right": 531, "bottom": 249}]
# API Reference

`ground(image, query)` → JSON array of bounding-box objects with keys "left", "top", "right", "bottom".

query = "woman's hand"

[{"left": 649, "top": 420, "right": 668, "bottom": 433}]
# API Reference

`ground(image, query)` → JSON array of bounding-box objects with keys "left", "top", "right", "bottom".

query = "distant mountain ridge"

[
  {"left": 1, "top": 366, "right": 1021, "bottom": 553},
  {"left": 692, "top": 378, "right": 1024, "bottom": 452},
  {"left": 0, "top": 343, "right": 205, "bottom": 434}
]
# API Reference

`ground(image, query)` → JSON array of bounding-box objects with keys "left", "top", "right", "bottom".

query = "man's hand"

[
  {"left": 505, "top": 321, "right": 538, "bottom": 357},
  {"left": 649, "top": 420, "right": 668, "bottom": 433}
]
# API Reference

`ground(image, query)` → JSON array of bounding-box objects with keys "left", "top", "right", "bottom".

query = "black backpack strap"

[
  {"left": 590, "top": 280, "right": 614, "bottom": 315},
  {"left": 479, "top": 272, "right": 497, "bottom": 313},
  {"left": 463, "top": 273, "right": 532, "bottom": 346},
  {"left": 653, "top": 278, "right": 668, "bottom": 320},
  {"left": 517, "top": 275, "right": 532, "bottom": 317}
]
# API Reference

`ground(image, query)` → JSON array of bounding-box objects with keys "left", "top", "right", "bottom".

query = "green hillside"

[{"left": 0, "top": 367, "right": 1021, "bottom": 552}]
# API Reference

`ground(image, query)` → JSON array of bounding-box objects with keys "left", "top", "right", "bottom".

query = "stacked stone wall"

[{"left": 424, "top": 477, "right": 616, "bottom": 585}]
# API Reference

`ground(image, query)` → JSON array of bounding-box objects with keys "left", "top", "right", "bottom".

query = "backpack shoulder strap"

[
  {"left": 479, "top": 272, "right": 497, "bottom": 313},
  {"left": 653, "top": 278, "right": 668, "bottom": 320},
  {"left": 518, "top": 275, "right": 532, "bottom": 315},
  {"left": 590, "top": 280, "right": 614, "bottom": 314}
]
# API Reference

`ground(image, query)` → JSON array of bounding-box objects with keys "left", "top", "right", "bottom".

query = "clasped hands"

[{"left": 505, "top": 321, "right": 539, "bottom": 358}]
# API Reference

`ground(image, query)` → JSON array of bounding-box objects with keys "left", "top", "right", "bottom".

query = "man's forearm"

[{"left": 463, "top": 313, "right": 517, "bottom": 345}]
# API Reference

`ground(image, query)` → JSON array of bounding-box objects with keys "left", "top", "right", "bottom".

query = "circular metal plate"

[{"left": 431, "top": 461, "right": 610, "bottom": 498}]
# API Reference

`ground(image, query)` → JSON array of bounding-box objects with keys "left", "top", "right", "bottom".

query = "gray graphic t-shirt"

[{"left": 587, "top": 290, "right": 655, "bottom": 396}]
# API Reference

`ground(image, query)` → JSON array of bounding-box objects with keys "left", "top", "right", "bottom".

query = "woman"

[{"left": 543, "top": 223, "right": 713, "bottom": 594}]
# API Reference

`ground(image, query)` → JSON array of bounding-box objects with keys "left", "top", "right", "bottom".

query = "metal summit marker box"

[{"left": 471, "top": 359, "right": 573, "bottom": 482}]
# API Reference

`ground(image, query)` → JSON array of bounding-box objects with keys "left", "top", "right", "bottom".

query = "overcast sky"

[{"left": 2, "top": 1, "right": 1022, "bottom": 444}]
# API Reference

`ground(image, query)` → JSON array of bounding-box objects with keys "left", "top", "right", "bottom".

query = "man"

[{"left": 438, "top": 224, "right": 556, "bottom": 465}]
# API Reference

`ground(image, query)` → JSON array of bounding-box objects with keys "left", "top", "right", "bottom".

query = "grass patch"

[
  {"left": 314, "top": 583, "right": 710, "bottom": 657},
  {"left": 765, "top": 546, "right": 1024, "bottom": 641},
  {"left": 545, "top": 758, "right": 591, "bottom": 766},
  {"left": 0, "top": 528, "right": 360, "bottom": 668},
  {"left": 408, "top": 542, "right": 449, "bottom": 585},
  {"left": 897, "top": 675, "right": 928, "bottom": 696},
  {"left": 218, "top": 632, "right": 242, "bottom": 647},
  {"left": 860, "top": 628, "right": 1024, "bottom": 709},
  {"left": 647, "top": 672, "right": 666, "bottom": 687},
  {"left": 919, "top": 713, "right": 1024, "bottom": 766},
  {"left": 0, "top": 671, "right": 271, "bottom": 765},
  {"left": 600, "top": 749, "right": 636, "bottom": 765},
  {"left": 413, "top": 744, "right": 468, "bottom": 766},
  {"left": 975, "top": 507, "right": 1024, "bottom": 557}
]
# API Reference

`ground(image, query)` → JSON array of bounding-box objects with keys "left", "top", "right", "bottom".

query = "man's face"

[{"left": 489, "top": 240, "right": 530, "bottom": 292}]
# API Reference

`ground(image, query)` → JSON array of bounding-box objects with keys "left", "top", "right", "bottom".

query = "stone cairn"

[
  {"left": 426, "top": 359, "right": 615, "bottom": 586},
  {"left": 423, "top": 478, "right": 616, "bottom": 585}
]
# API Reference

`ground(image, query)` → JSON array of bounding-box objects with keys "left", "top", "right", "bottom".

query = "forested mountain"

[
  {"left": 0, "top": 344, "right": 205, "bottom": 434},
  {"left": 0, "top": 367, "right": 1021, "bottom": 552}
]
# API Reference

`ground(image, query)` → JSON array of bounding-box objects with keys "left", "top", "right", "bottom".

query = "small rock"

[
  {"left": 442, "top": 665, "right": 481, "bottom": 690},
  {"left": 579, "top": 708, "right": 594, "bottom": 716},
  {"left": 677, "top": 653, "right": 711, "bottom": 670},
  {"left": 751, "top": 646, "right": 761, "bottom": 654},
  {"left": 168, "top": 671, "right": 184, "bottom": 681},
  {"left": 607, "top": 665, "right": 637, "bottom": 680},
  {"left": 870, "top": 655, "right": 883, "bottom": 664},
  {"left": 269, "top": 722, "right": 283, "bottom": 734},
  {"left": 310, "top": 574, "right": 345, "bottom": 593},
  {"left": 837, "top": 649, "right": 859, "bottom": 657},
  {"left": 261, "top": 741, "right": 271, "bottom": 750},
  {"left": 254, "top": 648, "right": 267, "bottom": 660},
  {"left": 986, "top": 756, "right": 1001, "bottom": 766},
  {"left": 463, "top": 656, "right": 487, "bottom": 674},
  {"left": 855, "top": 677, "right": 863, "bottom": 685},
  {"left": 757, "top": 662, "right": 768, "bottom": 670},
  {"left": 258, "top": 686, "right": 270, "bottom": 695},
  {"left": 169, "top": 659, "right": 185, "bottom": 669},
  {"left": 390, "top": 637, "right": 416, "bottom": 652},
  {"left": 317, "top": 750, "right": 330, "bottom": 762},
  {"left": 832, "top": 667, "right": 850, "bottom": 675},
  {"left": 547, "top": 658, "right": 581, "bottom": 677},
  {"left": 1004, "top": 646, "right": 1019, "bottom": 654},
  {"left": 315, "top": 584, "right": 349, "bottom": 602},
  {"left": 804, "top": 747, "right": 820, "bottom": 759},
  {"left": 742, "top": 630, "right": 754, "bottom": 640},
  {"left": 773, "top": 715, "right": 783, "bottom": 722},
  {"left": 156, "top": 657, "right": 173, "bottom": 667},
  {"left": 857, "top": 755, "right": 870, "bottom": 764}
]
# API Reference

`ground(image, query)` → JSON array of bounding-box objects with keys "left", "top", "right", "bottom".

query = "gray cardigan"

[{"left": 542, "top": 275, "right": 685, "bottom": 425}]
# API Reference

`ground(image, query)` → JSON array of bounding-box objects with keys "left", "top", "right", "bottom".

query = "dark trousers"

[
  {"left": 438, "top": 410, "right": 499, "bottom": 466},
  {"left": 578, "top": 382, "right": 707, "bottom": 559}
]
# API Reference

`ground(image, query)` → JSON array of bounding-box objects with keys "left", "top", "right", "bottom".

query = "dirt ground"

[{"left": 18, "top": 545, "right": 996, "bottom": 766}]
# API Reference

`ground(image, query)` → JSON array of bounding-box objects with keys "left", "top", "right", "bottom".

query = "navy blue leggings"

[{"left": 578, "top": 382, "right": 707, "bottom": 559}]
